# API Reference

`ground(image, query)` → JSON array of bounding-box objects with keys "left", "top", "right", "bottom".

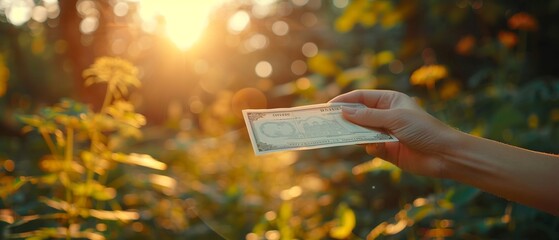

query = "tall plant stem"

[
  {"left": 64, "top": 127, "right": 74, "bottom": 240},
  {"left": 100, "top": 83, "right": 114, "bottom": 113},
  {"left": 39, "top": 130, "right": 59, "bottom": 159}
]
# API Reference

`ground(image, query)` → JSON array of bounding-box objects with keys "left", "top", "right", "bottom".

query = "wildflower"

[
  {"left": 375, "top": 51, "right": 395, "bottom": 66},
  {"left": 335, "top": 15, "right": 356, "bottom": 33},
  {"left": 334, "top": 0, "right": 365, "bottom": 32},
  {"left": 508, "top": 12, "right": 538, "bottom": 31},
  {"left": 307, "top": 53, "right": 341, "bottom": 77},
  {"left": 440, "top": 80, "right": 461, "bottom": 100},
  {"left": 381, "top": 11, "right": 401, "bottom": 28},
  {"left": 83, "top": 57, "right": 140, "bottom": 98},
  {"left": 455, "top": 35, "right": 475, "bottom": 55},
  {"left": 498, "top": 31, "right": 518, "bottom": 48},
  {"left": 410, "top": 65, "right": 448, "bottom": 88}
]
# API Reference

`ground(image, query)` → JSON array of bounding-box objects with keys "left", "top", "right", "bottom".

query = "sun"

[{"left": 138, "top": 0, "right": 228, "bottom": 50}]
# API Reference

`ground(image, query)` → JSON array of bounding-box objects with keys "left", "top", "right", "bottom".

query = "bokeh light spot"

[
  {"left": 113, "top": 2, "right": 129, "bottom": 17},
  {"left": 228, "top": 10, "right": 251, "bottom": 34},
  {"left": 79, "top": 16, "right": 99, "bottom": 34},
  {"left": 265, "top": 230, "right": 280, "bottom": 240},
  {"left": 3, "top": 159, "right": 15, "bottom": 172},
  {"left": 232, "top": 88, "right": 267, "bottom": 118},
  {"left": 280, "top": 185, "right": 302, "bottom": 200},
  {"left": 300, "top": 12, "right": 318, "bottom": 27},
  {"left": 77, "top": 0, "right": 97, "bottom": 16},
  {"left": 132, "top": 222, "right": 144, "bottom": 232},
  {"left": 251, "top": 3, "right": 274, "bottom": 19},
  {"left": 246, "top": 233, "right": 259, "bottom": 240},
  {"left": 295, "top": 77, "right": 311, "bottom": 90},
  {"left": 96, "top": 223, "right": 107, "bottom": 232},
  {"left": 265, "top": 211, "right": 277, "bottom": 221},
  {"left": 302, "top": 42, "right": 318, "bottom": 57},
  {"left": 272, "top": 20, "right": 289, "bottom": 36},
  {"left": 291, "top": 0, "right": 309, "bottom": 7},
  {"left": 245, "top": 34, "right": 269, "bottom": 51},
  {"left": 255, "top": 61, "right": 273, "bottom": 78},
  {"left": 6, "top": 0, "right": 34, "bottom": 26},
  {"left": 291, "top": 60, "right": 307, "bottom": 75},
  {"left": 32, "top": 6, "right": 48, "bottom": 22},
  {"left": 333, "top": 0, "right": 349, "bottom": 8}
]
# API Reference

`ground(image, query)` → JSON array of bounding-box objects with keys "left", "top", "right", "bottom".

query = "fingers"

[
  {"left": 366, "top": 143, "right": 386, "bottom": 158},
  {"left": 341, "top": 106, "right": 392, "bottom": 129},
  {"left": 365, "top": 143, "right": 400, "bottom": 167},
  {"left": 328, "top": 89, "right": 399, "bottom": 109},
  {"left": 329, "top": 89, "right": 421, "bottom": 110}
]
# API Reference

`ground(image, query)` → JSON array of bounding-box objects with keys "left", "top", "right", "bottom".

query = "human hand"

[{"left": 329, "top": 90, "right": 461, "bottom": 178}]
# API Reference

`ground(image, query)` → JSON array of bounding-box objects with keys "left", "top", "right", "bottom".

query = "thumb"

[{"left": 341, "top": 106, "right": 392, "bottom": 129}]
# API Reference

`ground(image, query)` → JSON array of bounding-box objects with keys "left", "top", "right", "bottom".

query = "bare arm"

[
  {"left": 445, "top": 131, "right": 559, "bottom": 215},
  {"left": 330, "top": 89, "right": 559, "bottom": 215}
]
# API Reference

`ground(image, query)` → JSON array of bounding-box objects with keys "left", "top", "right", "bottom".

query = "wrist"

[{"left": 437, "top": 129, "right": 478, "bottom": 180}]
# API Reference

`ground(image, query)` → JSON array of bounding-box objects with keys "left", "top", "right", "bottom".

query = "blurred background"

[{"left": 1, "top": 0, "right": 558, "bottom": 239}]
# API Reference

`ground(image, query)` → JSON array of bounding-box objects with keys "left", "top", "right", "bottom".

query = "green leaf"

[
  {"left": 70, "top": 181, "right": 116, "bottom": 201},
  {"left": 488, "top": 105, "right": 524, "bottom": 139},
  {"left": 278, "top": 201, "right": 294, "bottom": 240},
  {"left": 111, "top": 153, "right": 166, "bottom": 170},
  {"left": 0, "top": 177, "right": 29, "bottom": 198},
  {"left": 329, "top": 202, "right": 356, "bottom": 239},
  {"left": 88, "top": 209, "right": 139, "bottom": 221}
]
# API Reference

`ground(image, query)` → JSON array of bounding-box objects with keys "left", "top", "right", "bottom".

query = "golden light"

[{"left": 138, "top": 0, "right": 228, "bottom": 50}]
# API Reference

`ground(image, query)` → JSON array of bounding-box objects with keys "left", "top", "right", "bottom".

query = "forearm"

[{"left": 442, "top": 130, "right": 559, "bottom": 215}]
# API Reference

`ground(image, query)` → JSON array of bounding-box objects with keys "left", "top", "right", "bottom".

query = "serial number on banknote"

[{"left": 242, "top": 103, "right": 398, "bottom": 155}]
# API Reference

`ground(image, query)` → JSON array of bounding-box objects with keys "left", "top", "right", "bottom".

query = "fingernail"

[{"left": 342, "top": 106, "right": 358, "bottom": 115}]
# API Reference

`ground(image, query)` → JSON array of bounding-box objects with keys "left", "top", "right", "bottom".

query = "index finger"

[{"left": 328, "top": 90, "right": 398, "bottom": 109}]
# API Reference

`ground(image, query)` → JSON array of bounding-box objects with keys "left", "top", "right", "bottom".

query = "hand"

[
  {"left": 329, "top": 90, "right": 460, "bottom": 178},
  {"left": 330, "top": 90, "right": 559, "bottom": 215}
]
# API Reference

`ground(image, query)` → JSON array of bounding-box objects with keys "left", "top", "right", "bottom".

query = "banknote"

[{"left": 242, "top": 103, "right": 398, "bottom": 155}]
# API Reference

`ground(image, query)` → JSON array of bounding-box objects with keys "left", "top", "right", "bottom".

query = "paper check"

[{"left": 242, "top": 103, "right": 398, "bottom": 155}]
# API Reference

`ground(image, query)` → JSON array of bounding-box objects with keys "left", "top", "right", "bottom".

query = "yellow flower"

[
  {"left": 307, "top": 53, "right": 341, "bottom": 77},
  {"left": 334, "top": 0, "right": 365, "bottom": 32},
  {"left": 83, "top": 57, "right": 140, "bottom": 98},
  {"left": 375, "top": 51, "right": 394, "bottom": 66},
  {"left": 440, "top": 80, "right": 461, "bottom": 100},
  {"left": 335, "top": 15, "right": 356, "bottom": 33},
  {"left": 410, "top": 65, "right": 448, "bottom": 88},
  {"left": 359, "top": 12, "right": 377, "bottom": 27},
  {"left": 381, "top": 11, "right": 401, "bottom": 28}
]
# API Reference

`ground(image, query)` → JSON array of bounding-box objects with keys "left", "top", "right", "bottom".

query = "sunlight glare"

[
  {"left": 4, "top": 0, "right": 34, "bottom": 26},
  {"left": 138, "top": 0, "right": 228, "bottom": 50},
  {"left": 228, "top": 10, "right": 250, "bottom": 34}
]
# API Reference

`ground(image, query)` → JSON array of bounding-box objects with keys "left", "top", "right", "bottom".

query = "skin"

[{"left": 329, "top": 89, "right": 559, "bottom": 216}]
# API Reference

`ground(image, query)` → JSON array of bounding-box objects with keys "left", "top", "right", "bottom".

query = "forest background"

[{"left": 1, "top": 0, "right": 558, "bottom": 239}]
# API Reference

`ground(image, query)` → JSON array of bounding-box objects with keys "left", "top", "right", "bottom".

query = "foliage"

[
  {"left": 2, "top": 57, "right": 170, "bottom": 239},
  {"left": 1, "top": 0, "right": 558, "bottom": 239}
]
